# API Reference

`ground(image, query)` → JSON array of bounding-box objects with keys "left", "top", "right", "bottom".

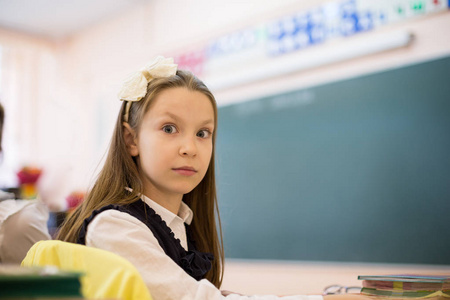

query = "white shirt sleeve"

[
  {"left": 85, "top": 210, "right": 323, "bottom": 300},
  {"left": 0, "top": 200, "right": 51, "bottom": 264}
]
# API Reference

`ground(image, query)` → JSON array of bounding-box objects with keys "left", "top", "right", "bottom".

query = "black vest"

[{"left": 77, "top": 199, "right": 213, "bottom": 281}]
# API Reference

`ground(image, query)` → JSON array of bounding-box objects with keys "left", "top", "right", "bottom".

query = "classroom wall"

[
  {"left": 215, "top": 11, "right": 450, "bottom": 106},
  {"left": 0, "top": 28, "right": 62, "bottom": 193}
]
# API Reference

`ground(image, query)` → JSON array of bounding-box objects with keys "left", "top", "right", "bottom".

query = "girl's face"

[{"left": 132, "top": 87, "right": 215, "bottom": 202}]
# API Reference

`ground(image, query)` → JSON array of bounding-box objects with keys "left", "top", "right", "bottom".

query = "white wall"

[
  {"left": 213, "top": 11, "right": 450, "bottom": 106},
  {"left": 0, "top": 30, "right": 60, "bottom": 190}
]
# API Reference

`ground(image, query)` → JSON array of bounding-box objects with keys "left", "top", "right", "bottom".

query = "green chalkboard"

[{"left": 216, "top": 56, "right": 450, "bottom": 264}]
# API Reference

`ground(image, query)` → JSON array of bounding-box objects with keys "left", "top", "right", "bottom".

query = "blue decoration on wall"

[{"left": 202, "top": 0, "right": 448, "bottom": 62}]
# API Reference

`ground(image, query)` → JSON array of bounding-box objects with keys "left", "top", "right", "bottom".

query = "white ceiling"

[{"left": 0, "top": 0, "right": 148, "bottom": 39}]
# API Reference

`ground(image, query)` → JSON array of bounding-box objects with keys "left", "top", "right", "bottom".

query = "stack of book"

[
  {"left": 0, "top": 265, "right": 83, "bottom": 299},
  {"left": 358, "top": 274, "right": 450, "bottom": 298}
]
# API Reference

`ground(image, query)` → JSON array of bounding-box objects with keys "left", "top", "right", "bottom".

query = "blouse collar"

[{"left": 140, "top": 193, "right": 193, "bottom": 226}]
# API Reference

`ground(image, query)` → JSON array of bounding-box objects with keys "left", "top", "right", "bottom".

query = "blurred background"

[{"left": 0, "top": 0, "right": 449, "bottom": 295}]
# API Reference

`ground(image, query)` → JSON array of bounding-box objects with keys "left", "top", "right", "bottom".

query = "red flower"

[
  {"left": 17, "top": 167, "right": 42, "bottom": 184},
  {"left": 66, "top": 191, "right": 85, "bottom": 210}
]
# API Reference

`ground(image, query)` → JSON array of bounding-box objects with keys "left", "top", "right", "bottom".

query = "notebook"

[
  {"left": 358, "top": 274, "right": 450, "bottom": 298},
  {"left": 0, "top": 265, "right": 82, "bottom": 299}
]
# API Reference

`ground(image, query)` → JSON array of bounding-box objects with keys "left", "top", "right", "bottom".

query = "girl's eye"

[
  {"left": 162, "top": 125, "right": 178, "bottom": 134},
  {"left": 197, "top": 130, "right": 212, "bottom": 139}
]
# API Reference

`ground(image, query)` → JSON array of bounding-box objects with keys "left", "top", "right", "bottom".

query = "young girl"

[{"left": 56, "top": 56, "right": 365, "bottom": 300}]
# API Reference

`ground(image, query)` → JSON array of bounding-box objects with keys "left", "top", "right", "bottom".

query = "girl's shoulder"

[{"left": 77, "top": 202, "right": 149, "bottom": 244}]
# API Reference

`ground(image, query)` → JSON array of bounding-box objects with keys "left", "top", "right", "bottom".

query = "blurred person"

[
  {"left": 0, "top": 102, "right": 51, "bottom": 264},
  {"left": 0, "top": 103, "right": 13, "bottom": 200}
]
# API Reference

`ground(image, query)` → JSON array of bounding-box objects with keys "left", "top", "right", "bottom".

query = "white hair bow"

[{"left": 118, "top": 56, "right": 177, "bottom": 121}]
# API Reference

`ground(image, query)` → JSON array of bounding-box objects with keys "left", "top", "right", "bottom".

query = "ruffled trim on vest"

[
  {"left": 77, "top": 204, "right": 119, "bottom": 245},
  {"left": 141, "top": 204, "right": 182, "bottom": 249}
]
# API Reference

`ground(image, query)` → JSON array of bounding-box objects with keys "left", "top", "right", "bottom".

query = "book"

[
  {"left": 0, "top": 265, "right": 83, "bottom": 299},
  {"left": 358, "top": 275, "right": 450, "bottom": 298}
]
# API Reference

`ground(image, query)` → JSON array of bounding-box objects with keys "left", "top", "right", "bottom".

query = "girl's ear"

[{"left": 123, "top": 122, "right": 139, "bottom": 156}]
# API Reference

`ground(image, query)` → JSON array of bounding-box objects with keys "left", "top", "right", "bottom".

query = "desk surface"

[{"left": 221, "top": 260, "right": 450, "bottom": 296}]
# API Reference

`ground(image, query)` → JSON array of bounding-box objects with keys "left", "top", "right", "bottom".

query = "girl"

[{"left": 57, "top": 56, "right": 364, "bottom": 300}]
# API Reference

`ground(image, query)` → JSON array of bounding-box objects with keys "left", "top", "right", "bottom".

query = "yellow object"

[
  {"left": 20, "top": 183, "right": 38, "bottom": 199},
  {"left": 21, "top": 240, "right": 152, "bottom": 300},
  {"left": 393, "top": 281, "right": 403, "bottom": 290}
]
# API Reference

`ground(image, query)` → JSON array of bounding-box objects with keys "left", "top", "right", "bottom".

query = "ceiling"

[{"left": 0, "top": 0, "right": 148, "bottom": 39}]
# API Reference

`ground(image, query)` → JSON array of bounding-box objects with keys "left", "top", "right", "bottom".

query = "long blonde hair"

[{"left": 57, "top": 70, "right": 224, "bottom": 287}]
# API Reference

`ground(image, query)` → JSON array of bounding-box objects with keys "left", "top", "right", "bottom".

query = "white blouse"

[
  {"left": 0, "top": 199, "right": 51, "bottom": 263},
  {"left": 85, "top": 195, "right": 323, "bottom": 300}
]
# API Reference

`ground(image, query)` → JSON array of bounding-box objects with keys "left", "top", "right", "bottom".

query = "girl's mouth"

[{"left": 172, "top": 167, "right": 197, "bottom": 176}]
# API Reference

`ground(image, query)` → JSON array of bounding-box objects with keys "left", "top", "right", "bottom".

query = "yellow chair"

[{"left": 22, "top": 240, "right": 152, "bottom": 300}]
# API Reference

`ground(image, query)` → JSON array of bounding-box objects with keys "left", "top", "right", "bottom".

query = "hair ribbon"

[{"left": 118, "top": 56, "right": 177, "bottom": 122}]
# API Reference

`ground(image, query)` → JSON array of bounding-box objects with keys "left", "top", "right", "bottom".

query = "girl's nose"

[{"left": 179, "top": 136, "right": 197, "bottom": 157}]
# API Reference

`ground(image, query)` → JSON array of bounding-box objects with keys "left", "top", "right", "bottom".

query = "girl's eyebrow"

[
  {"left": 200, "top": 119, "right": 215, "bottom": 127},
  {"left": 163, "top": 112, "right": 214, "bottom": 127},
  {"left": 162, "top": 112, "right": 180, "bottom": 121}
]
